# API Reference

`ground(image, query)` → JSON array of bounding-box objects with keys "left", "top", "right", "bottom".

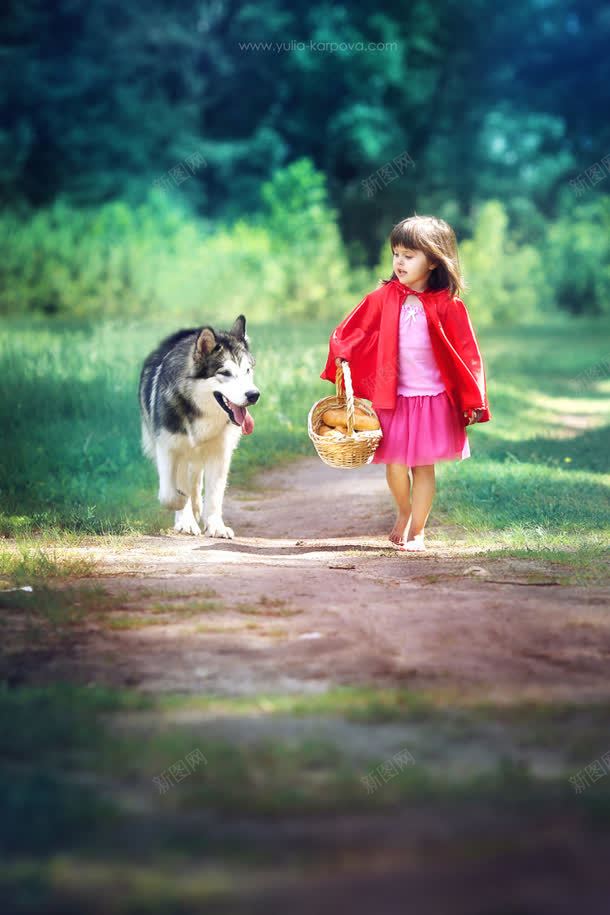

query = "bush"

[
  {"left": 544, "top": 188, "right": 610, "bottom": 316},
  {"left": 459, "top": 200, "right": 547, "bottom": 324},
  {"left": 6, "top": 167, "right": 607, "bottom": 324},
  {"left": 0, "top": 191, "right": 197, "bottom": 317},
  {"left": 257, "top": 157, "right": 368, "bottom": 317},
  {"left": 0, "top": 158, "right": 365, "bottom": 322}
]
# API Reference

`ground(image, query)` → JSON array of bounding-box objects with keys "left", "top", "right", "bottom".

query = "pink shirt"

[{"left": 396, "top": 294, "right": 446, "bottom": 396}]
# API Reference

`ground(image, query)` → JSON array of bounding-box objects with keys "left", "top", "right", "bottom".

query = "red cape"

[{"left": 320, "top": 278, "right": 491, "bottom": 424}]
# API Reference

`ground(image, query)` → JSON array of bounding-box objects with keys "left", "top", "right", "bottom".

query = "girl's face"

[{"left": 392, "top": 245, "right": 436, "bottom": 290}]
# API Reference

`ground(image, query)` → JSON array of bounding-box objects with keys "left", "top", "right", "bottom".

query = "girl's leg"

[
  {"left": 386, "top": 463, "right": 412, "bottom": 544},
  {"left": 407, "top": 464, "right": 436, "bottom": 541}
]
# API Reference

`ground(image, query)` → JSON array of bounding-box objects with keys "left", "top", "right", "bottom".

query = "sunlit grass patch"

[
  {"left": 236, "top": 596, "right": 302, "bottom": 617},
  {"left": 76, "top": 590, "right": 226, "bottom": 630},
  {"left": 0, "top": 545, "right": 97, "bottom": 585},
  {"left": 156, "top": 685, "right": 442, "bottom": 722},
  {"left": 453, "top": 527, "right": 609, "bottom": 582},
  {"left": 145, "top": 597, "right": 222, "bottom": 615},
  {"left": 0, "top": 856, "right": 248, "bottom": 913},
  {"left": 105, "top": 614, "right": 175, "bottom": 630}
]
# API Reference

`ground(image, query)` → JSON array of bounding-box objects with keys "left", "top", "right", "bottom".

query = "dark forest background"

[{"left": 1, "top": 0, "right": 610, "bottom": 321}]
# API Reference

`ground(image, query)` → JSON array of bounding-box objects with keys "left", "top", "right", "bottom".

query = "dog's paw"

[
  {"left": 174, "top": 516, "right": 201, "bottom": 536},
  {"left": 159, "top": 488, "right": 188, "bottom": 511},
  {"left": 204, "top": 516, "right": 234, "bottom": 539}
]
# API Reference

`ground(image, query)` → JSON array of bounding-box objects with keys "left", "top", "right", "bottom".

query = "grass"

[
  {"left": 432, "top": 319, "right": 610, "bottom": 541},
  {"left": 0, "top": 313, "right": 608, "bottom": 910},
  {"left": 237, "top": 596, "right": 303, "bottom": 616},
  {"left": 0, "top": 580, "right": 230, "bottom": 648},
  {"left": 0, "top": 583, "right": 122, "bottom": 666},
  {"left": 105, "top": 614, "right": 174, "bottom": 630},
  {"left": 3, "top": 680, "right": 610, "bottom": 911},
  {"left": 0, "top": 683, "right": 151, "bottom": 854},
  {"left": 0, "top": 313, "right": 608, "bottom": 565},
  {"left": 0, "top": 545, "right": 97, "bottom": 584},
  {"left": 155, "top": 684, "right": 446, "bottom": 720},
  {"left": 0, "top": 316, "right": 333, "bottom": 537},
  {"left": 101, "top": 600, "right": 223, "bottom": 629},
  {"left": 2, "top": 681, "right": 610, "bottom": 834}
]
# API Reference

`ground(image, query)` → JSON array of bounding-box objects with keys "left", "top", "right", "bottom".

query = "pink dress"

[{"left": 372, "top": 294, "right": 471, "bottom": 467}]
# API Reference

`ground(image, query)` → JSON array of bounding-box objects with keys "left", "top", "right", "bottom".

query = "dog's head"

[{"left": 191, "top": 315, "right": 259, "bottom": 434}]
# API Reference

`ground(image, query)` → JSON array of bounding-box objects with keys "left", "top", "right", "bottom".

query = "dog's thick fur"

[{"left": 139, "top": 315, "right": 259, "bottom": 537}]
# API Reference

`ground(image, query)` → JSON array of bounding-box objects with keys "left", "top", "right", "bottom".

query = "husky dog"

[{"left": 139, "top": 315, "right": 259, "bottom": 537}]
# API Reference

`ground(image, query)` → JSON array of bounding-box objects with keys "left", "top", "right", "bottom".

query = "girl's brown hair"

[{"left": 381, "top": 214, "right": 466, "bottom": 297}]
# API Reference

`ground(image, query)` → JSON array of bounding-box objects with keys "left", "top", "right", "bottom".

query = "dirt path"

[
  {"left": 22, "top": 456, "right": 609, "bottom": 703},
  {"left": 4, "top": 457, "right": 610, "bottom": 914}
]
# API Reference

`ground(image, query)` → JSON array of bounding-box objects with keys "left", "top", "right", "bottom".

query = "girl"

[{"left": 320, "top": 215, "right": 491, "bottom": 552}]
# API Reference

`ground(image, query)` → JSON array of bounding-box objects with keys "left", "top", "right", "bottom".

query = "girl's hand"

[
  {"left": 335, "top": 357, "right": 344, "bottom": 367},
  {"left": 464, "top": 408, "right": 484, "bottom": 425}
]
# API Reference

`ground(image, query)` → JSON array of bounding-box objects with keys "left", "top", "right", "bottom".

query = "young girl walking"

[{"left": 320, "top": 215, "right": 491, "bottom": 552}]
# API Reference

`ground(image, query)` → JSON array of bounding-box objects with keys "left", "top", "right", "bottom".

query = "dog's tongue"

[
  {"left": 242, "top": 410, "right": 254, "bottom": 434},
  {"left": 231, "top": 403, "right": 255, "bottom": 435}
]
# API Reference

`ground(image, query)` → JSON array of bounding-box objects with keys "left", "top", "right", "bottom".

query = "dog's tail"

[
  {"left": 140, "top": 417, "right": 155, "bottom": 459},
  {"left": 139, "top": 373, "right": 155, "bottom": 460}
]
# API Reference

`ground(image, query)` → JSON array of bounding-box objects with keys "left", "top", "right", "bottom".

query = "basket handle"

[{"left": 335, "top": 359, "right": 356, "bottom": 435}]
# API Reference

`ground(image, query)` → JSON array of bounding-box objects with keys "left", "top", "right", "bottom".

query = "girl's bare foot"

[
  {"left": 400, "top": 531, "right": 426, "bottom": 552},
  {"left": 389, "top": 513, "right": 409, "bottom": 545}
]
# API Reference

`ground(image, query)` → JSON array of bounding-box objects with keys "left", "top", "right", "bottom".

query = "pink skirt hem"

[{"left": 371, "top": 391, "right": 470, "bottom": 467}]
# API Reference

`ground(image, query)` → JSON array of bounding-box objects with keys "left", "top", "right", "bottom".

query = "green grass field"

[{"left": 1, "top": 312, "right": 608, "bottom": 560}]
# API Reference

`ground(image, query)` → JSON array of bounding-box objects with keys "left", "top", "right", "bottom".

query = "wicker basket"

[{"left": 308, "top": 360, "right": 383, "bottom": 469}]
